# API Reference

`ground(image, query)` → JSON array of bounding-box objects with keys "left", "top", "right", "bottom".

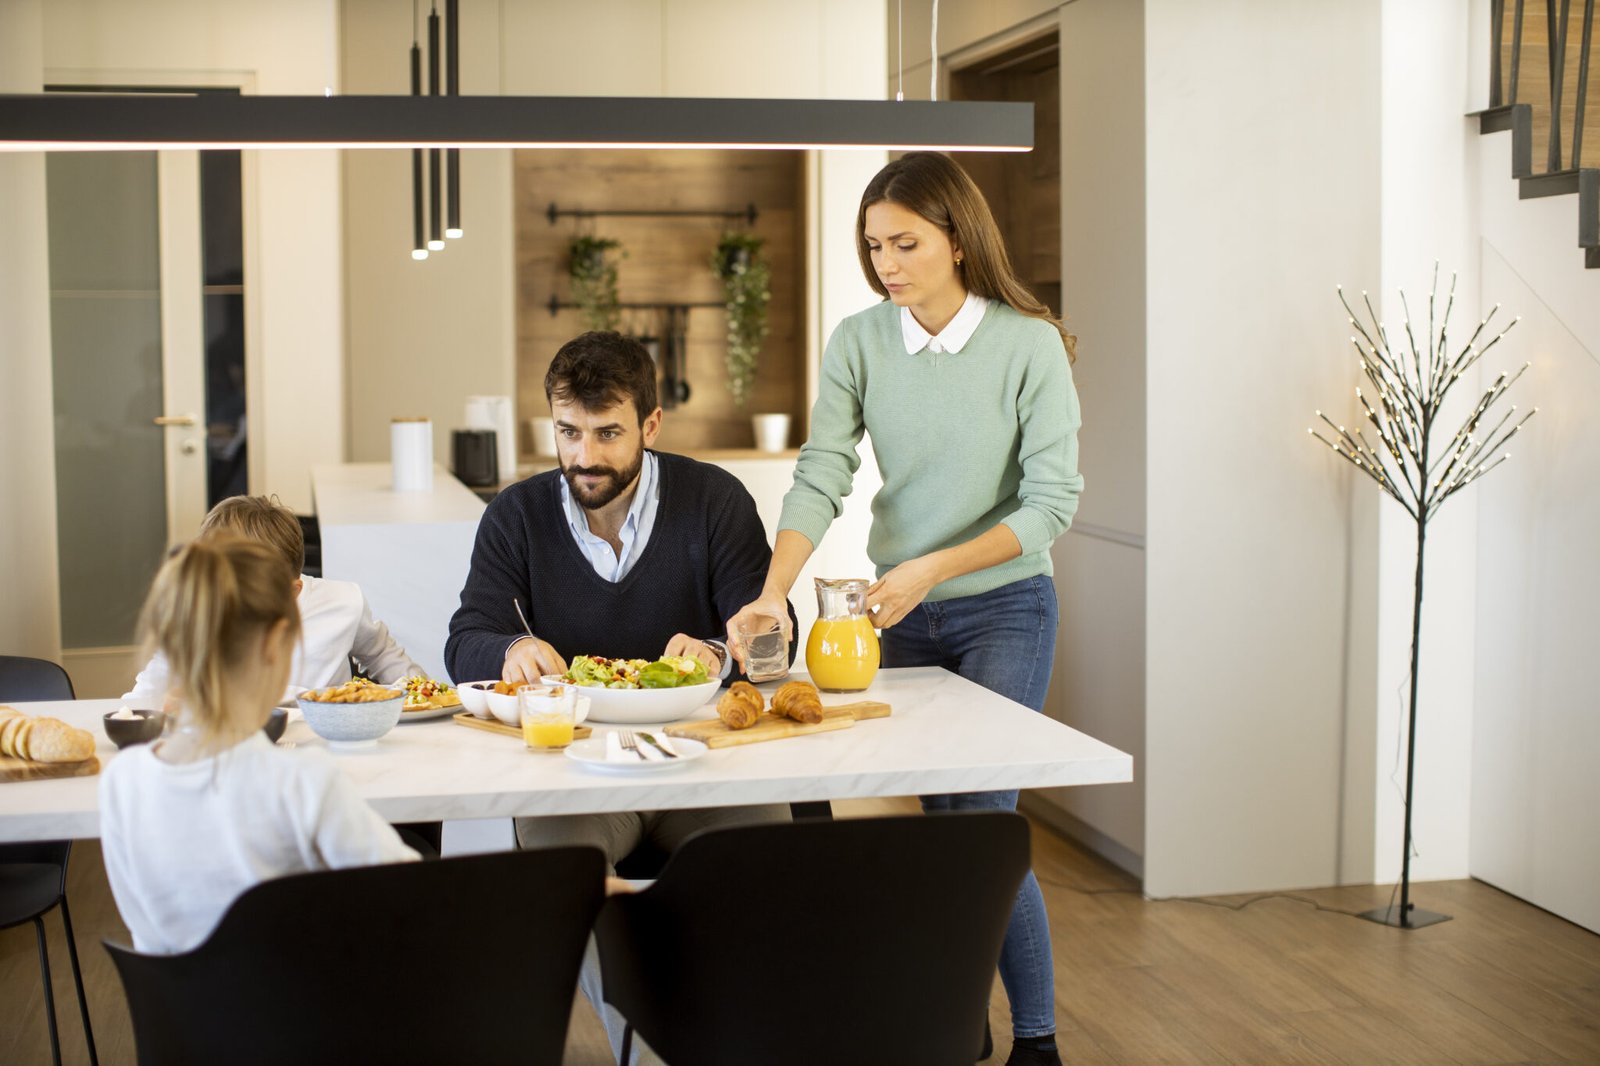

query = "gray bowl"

[
  {"left": 296, "top": 693, "right": 403, "bottom": 748},
  {"left": 104, "top": 709, "right": 165, "bottom": 749},
  {"left": 263, "top": 707, "right": 289, "bottom": 744}
]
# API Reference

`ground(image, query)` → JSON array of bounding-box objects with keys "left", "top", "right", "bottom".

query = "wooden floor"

[{"left": 3, "top": 797, "right": 1597, "bottom": 1064}]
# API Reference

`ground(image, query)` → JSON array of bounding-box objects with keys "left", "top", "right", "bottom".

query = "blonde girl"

[{"left": 100, "top": 535, "right": 417, "bottom": 955}]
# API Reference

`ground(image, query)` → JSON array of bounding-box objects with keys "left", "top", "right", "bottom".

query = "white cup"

[{"left": 528, "top": 416, "right": 558, "bottom": 457}]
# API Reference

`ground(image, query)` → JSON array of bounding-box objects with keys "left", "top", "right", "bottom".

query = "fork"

[{"left": 618, "top": 730, "right": 665, "bottom": 762}]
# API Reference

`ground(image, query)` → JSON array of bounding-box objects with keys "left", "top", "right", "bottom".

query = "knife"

[{"left": 638, "top": 732, "right": 678, "bottom": 759}]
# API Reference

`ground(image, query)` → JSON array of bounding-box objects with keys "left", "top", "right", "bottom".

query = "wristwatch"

[{"left": 703, "top": 638, "right": 730, "bottom": 678}]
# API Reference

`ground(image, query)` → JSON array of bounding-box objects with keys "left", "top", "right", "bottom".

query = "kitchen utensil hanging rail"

[
  {"left": 546, "top": 202, "right": 758, "bottom": 226},
  {"left": 546, "top": 297, "right": 724, "bottom": 317}
]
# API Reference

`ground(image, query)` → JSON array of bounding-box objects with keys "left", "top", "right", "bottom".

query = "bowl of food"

[
  {"left": 456, "top": 680, "right": 498, "bottom": 719},
  {"left": 103, "top": 708, "right": 164, "bottom": 749},
  {"left": 483, "top": 681, "right": 524, "bottom": 726},
  {"left": 544, "top": 655, "right": 720, "bottom": 725},
  {"left": 296, "top": 680, "right": 404, "bottom": 748}
]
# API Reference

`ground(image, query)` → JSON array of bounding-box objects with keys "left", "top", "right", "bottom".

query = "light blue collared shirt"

[{"left": 560, "top": 450, "right": 660, "bottom": 582}]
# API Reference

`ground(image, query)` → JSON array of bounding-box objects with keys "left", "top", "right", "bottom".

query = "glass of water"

[{"left": 737, "top": 614, "right": 790, "bottom": 684}]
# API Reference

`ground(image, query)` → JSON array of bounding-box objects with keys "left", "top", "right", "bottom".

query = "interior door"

[{"left": 46, "top": 149, "right": 207, "bottom": 673}]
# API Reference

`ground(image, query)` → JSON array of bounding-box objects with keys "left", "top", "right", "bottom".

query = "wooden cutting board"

[
  {"left": 451, "top": 712, "right": 592, "bottom": 742},
  {"left": 0, "top": 754, "right": 100, "bottom": 784},
  {"left": 664, "top": 700, "right": 891, "bottom": 749}
]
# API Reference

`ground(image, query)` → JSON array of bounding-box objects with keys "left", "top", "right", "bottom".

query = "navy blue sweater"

[{"left": 444, "top": 451, "right": 792, "bottom": 683}]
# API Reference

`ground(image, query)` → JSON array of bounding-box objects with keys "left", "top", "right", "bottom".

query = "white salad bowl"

[{"left": 540, "top": 675, "right": 720, "bottom": 725}]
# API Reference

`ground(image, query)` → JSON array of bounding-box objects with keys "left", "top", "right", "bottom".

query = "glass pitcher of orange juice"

[{"left": 805, "top": 578, "right": 880, "bottom": 692}]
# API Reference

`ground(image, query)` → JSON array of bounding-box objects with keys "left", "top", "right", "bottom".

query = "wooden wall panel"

[{"left": 513, "top": 149, "right": 807, "bottom": 459}]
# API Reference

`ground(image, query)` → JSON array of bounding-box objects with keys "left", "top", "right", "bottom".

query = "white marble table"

[{"left": 0, "top": 668, "right": 1133, "bottom": 843}]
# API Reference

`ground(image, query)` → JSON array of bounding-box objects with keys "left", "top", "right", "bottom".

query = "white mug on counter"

[
  {"left": 390, "top": 417, "right": 434, "bottom": 492},
  {"left": 528, "top": 416, "right": 558, "bottom": 458}
]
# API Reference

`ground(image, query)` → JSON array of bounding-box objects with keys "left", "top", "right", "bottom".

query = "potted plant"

[
  {"left": 568, "top": 235, "right": 625, "bottom": 332},
  {"left": 713, "top": 232, "right": 771, "bottom": 409}
]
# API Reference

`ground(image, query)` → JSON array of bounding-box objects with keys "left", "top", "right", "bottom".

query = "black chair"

[
  {"left": 105, "top": 846, "right": 605, "bottom": 1066},
  {"left": 0, "top": 655, "right": 97, "bottom": 1066},
  {"left": 595, "top": 811, "right": 1031, "bottom": 1066}
]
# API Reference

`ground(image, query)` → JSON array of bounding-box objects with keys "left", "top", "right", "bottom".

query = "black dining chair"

[
  {"left": 595, "top": 811, "right": 1031, "bottom": 1066},
  {"left": 105, "top": 845, "right": 606, "bottom": 1066},
  {"left": 0, "top": 654, "right": 97, "bottom": 1066}
]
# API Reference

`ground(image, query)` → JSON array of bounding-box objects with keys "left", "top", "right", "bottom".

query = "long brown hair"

[
  {"left": 137, "top": 535, "right": 301, "bottom": 742},
  {"left": 855, "top": 152, "right": 1076, "bottom": 362}
]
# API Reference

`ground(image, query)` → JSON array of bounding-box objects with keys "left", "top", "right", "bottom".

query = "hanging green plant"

[
  {"left": 713, "top": 232, "right": 771, "bottom": 407},
  {"left": 567, "top": 235, "right": 625, "bottom": 332}
]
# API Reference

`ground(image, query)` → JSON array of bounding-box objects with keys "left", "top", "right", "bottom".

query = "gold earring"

[{"left": 954, "top": 255, "right": 963, "bottom": 266}]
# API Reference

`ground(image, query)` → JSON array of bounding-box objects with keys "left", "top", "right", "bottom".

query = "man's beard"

[{"left": 561, "top": 448, "right": 644, "bottom": 511}]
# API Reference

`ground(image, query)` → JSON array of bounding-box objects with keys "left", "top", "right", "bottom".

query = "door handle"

[{"left": 153, "top": 414, "right": 198, "bottom": 427}]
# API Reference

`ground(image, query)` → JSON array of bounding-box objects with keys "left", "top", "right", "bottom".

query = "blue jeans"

[{"left": 881, "top": 574, "right": 1059, "bottom": 1040}]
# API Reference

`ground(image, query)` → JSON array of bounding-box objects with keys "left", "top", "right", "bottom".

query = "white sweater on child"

[
  {"left": 123, "top": 574, "right": 425, "bottom": 705},
  {"left": 100, "top": 731, "right": 419, "bottom": 954}
]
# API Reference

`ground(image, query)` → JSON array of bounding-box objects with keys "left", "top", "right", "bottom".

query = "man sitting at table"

[{"left": 444, "top": 330, "right": 794, "bottom": 1062}]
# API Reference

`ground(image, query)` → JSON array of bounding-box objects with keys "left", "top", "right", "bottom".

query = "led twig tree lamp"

[{"left": 1310, "top": 268, "right": 1534, "bottom": 929}]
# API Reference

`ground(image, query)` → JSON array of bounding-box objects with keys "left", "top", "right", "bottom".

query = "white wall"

[
  {"left": 0, "top": 0, "right": 63, "bottom": 662},
  {"left": 41, "top": 0, "right": 345, "bottom": 514},
  {"left": 1143, "top": 0, "right": 1383, "bottom": 897},
  {"left": 1469, "top": 129, "right": 1600, "bottom": 932}
]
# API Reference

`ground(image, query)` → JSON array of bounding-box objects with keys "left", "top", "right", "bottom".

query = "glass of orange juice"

[{"left": 519, "top": 684, "right": 579, "bottom": 752}]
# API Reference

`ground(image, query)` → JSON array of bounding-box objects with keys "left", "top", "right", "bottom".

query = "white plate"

[
  {"left": 564, "top": 735, "right": 708, "bottom": 773},
  {"left": 396, "top": 702, "right": 462, "bottom": 723},
  {"left": 542, "top": 675, "right": 719, "bottom": 725}
]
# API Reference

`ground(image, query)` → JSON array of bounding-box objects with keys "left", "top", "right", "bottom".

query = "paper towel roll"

[
  {"left": 464, "top": 396, "right": 516, "bottom": 486},
  {"left": 391, "top": 417, "right": 434, "bottom": 492}
]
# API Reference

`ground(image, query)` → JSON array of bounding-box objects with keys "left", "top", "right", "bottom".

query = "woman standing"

[{"left": 728, "top": 152, "right": 1081, "bottom": 1065}]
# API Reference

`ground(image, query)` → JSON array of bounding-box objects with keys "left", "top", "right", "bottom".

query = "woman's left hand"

[{"left": 867, "top": 555, "right": 944, "bottom": 631}]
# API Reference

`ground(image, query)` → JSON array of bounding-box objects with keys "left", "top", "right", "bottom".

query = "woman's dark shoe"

[{"left": 1005, "top": 1034, "right": 1062, "bottom": 1066}]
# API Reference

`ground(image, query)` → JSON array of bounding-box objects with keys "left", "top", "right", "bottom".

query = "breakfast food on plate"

[
  {"left": 771, "top": 680, "right": 823, "bottom": 725},
  {"left": 401, "top": 675, "right": 460, "bottom": 711},
  {"left": 492, "top": 681, "right": 517, "bottom": 695},
  {"left": 300, "top": 679, "right": 402, "bottom": 704},
  {"left": 716, "top": 681, "right": 764, "bottom": 730},
  {"left": 0, "top": 706, "right": 96, "bottom": 763},
  {"left": 562, "top": 654, "right": 710, "bottom": 690}
]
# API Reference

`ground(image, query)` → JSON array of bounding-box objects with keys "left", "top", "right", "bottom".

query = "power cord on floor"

[{"left": 1035, "top": 876, "right": 1369, "bottom": 918}]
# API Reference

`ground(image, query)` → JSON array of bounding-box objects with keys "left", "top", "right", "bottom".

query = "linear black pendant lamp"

[
  {"left": 409, "top": 33, "right": 427, "bottom": 261},
  {"left": 445, "top": 0, "right": 462, "bottom": 240},
  {"left": 426, "top": 3, "right": 444, "bottom": 252},
  {"left": 0, "top": 94, "right": 1032, "bottom": 153}
]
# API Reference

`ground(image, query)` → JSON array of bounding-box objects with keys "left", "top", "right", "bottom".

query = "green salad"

[{"left": 562, "top": 654, "right": 710, "bottom": 690}]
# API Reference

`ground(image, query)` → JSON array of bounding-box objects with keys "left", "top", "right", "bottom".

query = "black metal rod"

[
  {"left": 1491, "top": 0, "right": 1506, "bottom": 107},
  {"left": 547, "top": 296, "right": 724, "bottom": 317},
  {"left": 428, "top": 5, "right": 442, "bottom": 248},
  {"left": 410, "top": 43, "right": 424, "bottom": 256},
  {"left": 546, "top": 202, "right": 759, "bottom": 226},
  {"left": 1575, "top": 0, "right": 1594, "bottom": 167},
  {"left": 446, "top": 0, "right": 460, "bottom": 236},
  {"left": 1511, "top": 0, "right": 1525, "bottom": 105},
  {"left": 1400, "top": 508, "right": 1427, "bottom": 929},
  {"left": 1548, "top": 0, "right": 1569, "bottom": 172}
]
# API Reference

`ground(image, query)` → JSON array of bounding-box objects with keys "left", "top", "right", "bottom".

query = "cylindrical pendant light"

[
  {"left": 445, "top": 0, "right": 462, "bottom": 239},
  {"left": 426, "top": 3, "right": 444, "bottom": 251},
  {"left": 409, "top": 37, "right": 426, "bottom": 260}
]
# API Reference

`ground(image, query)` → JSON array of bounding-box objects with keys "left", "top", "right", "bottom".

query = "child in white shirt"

[
  {"left": 123, "top": 495, "right": 425, "bottom": 706},
  {"left": 100, "top": 534, "right": 419, "bottom": 955}
]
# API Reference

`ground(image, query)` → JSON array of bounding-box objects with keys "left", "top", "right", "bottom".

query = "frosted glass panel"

[{"left": 48, "top": 153, "right": 168, "bottom": 649}]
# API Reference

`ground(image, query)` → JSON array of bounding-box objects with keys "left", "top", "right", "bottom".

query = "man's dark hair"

[{"left": 544, "top": 331, "right": 659, "bottom": 426}]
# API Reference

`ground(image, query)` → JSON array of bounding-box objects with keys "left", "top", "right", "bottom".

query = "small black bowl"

[
  {"left": 263, "top": 707, "right": 289, "bottom": 744},
  {"left": 103, "top": 709, "right": 165, "bottom": 749}
]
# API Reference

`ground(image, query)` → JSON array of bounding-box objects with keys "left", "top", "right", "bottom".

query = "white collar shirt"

[
  {"left": 559, "top": 449, "right": 660, "bottom": 583},
  {"left": 900, "top": 291, "right": 992, "bottom": 355}
]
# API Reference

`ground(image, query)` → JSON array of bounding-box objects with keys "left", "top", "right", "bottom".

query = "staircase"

[{"left": 1478, "top": 0, "right": 1600, "bottom": 268}]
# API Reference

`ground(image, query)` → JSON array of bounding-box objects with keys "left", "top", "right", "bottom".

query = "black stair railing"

[{"left": 1491, "top": 0, "right": 1597, "bottom": 172}]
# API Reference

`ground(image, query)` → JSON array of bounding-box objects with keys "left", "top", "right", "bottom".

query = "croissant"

[
  {"left": 0, "top": 708, "right": 95, "bottom": 763},
  {"left": 716, "top": 681, "right": 764, "bottom": 730},
  {"left": 771, "top": 680, "right": 823, "bottom": 725}
]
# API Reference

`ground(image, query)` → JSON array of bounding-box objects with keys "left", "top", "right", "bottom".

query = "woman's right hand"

[{"left": 725, "top": 588, "right": 795, "bottom": 668}]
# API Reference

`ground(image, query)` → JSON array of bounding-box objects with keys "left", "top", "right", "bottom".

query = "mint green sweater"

[{"left": 778, "top": 300, "right": 1083, "bottom": 602}]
